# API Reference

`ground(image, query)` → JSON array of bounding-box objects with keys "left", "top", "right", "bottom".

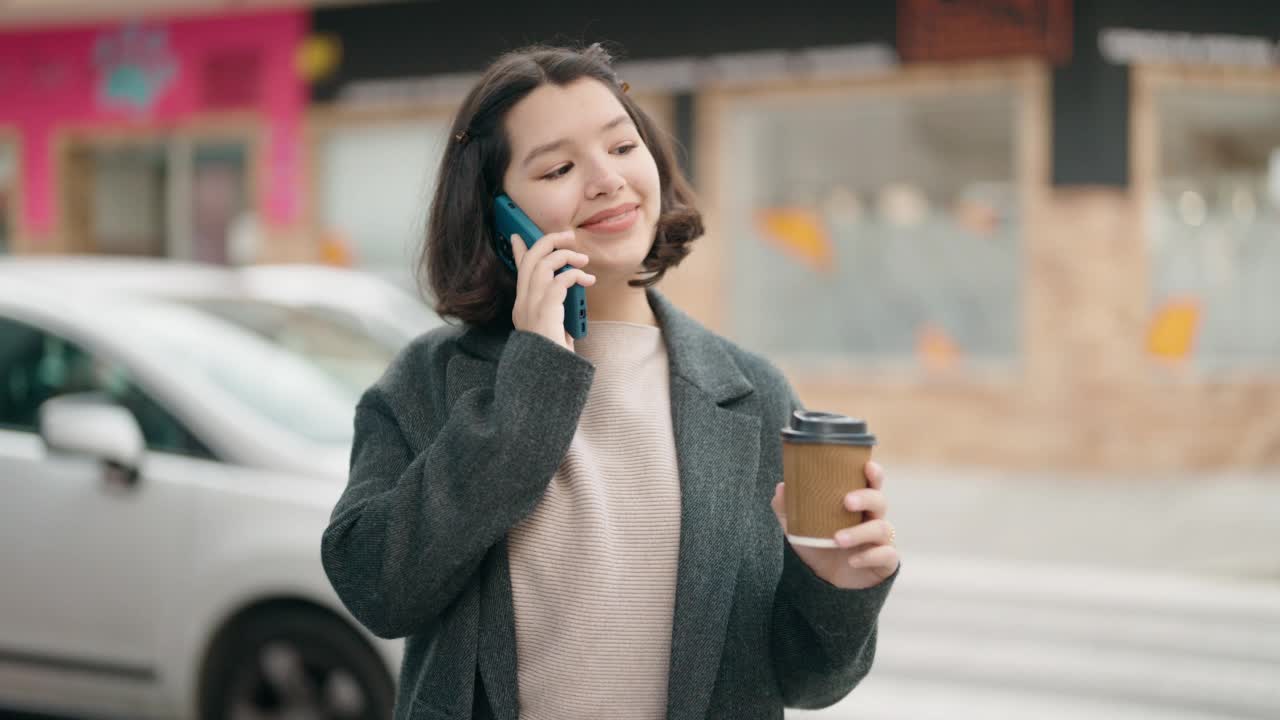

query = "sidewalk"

[
  {"left": 790, "top": 552, "right": 1280, "bottom": 720},
  {"left": 789, "top": 472, "right": 1280, "bottom": 720},
  {"left": 885, "top": 466, "right": 1280, "bottom": 581}
]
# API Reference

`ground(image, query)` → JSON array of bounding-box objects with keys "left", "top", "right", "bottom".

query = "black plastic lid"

[{"left": 781, "top": 410, "right": 876, "bottom": 446}]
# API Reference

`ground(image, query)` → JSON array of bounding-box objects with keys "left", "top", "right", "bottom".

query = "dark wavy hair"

[{"left": 418, "top": 43, "right": 703, "bottom": 329}]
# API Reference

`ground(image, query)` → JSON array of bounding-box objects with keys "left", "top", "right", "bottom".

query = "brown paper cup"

[{"left": 781, "top": 411, "right": 876, "bottom": 548}]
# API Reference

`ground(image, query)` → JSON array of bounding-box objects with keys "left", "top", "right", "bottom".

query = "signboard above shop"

[
  {"left": 309, "top": 0, "right": 1085, "bottom": 104},
  {"left": 897, "top": 0, "right": 1073, "bottom": 65},
  {"left": 308, "top": 0, "right": 899, "bottom": 103}
]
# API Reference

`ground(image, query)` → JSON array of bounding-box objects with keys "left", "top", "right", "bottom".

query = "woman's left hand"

[{"left": 771, "top": 460, "right": 900, "bottom": 590}]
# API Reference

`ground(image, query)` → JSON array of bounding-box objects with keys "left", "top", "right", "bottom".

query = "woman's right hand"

[{"left": 510, "top": 231, "right": 596, "bottom": 352}]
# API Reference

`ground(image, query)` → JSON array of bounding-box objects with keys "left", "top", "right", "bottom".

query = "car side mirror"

[{"left": 38, "top": 393, "right": 145, "bottom": 486}]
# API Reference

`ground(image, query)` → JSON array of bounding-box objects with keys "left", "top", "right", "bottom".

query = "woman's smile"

[{"left": 578, "top": 204, "right": 639, "bottom": 234}]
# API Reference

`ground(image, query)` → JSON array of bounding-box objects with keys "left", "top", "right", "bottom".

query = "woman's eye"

[
  {"left": 542, "top": 164, "right": 573, "bottom": 181},
  {"left": 615, "top": 143, "right": 637, "bottom": 155}
]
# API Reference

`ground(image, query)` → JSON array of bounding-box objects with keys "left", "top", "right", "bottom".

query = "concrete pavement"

[
  {"left": 881, "top": 466, "right": 1280, "bottom": 580},
  {"left": 787, "top": 466, "right": 1280, "bottom": 719},
  {"left": 791, "top": 554, "right": 1280, "bottom": 719}
]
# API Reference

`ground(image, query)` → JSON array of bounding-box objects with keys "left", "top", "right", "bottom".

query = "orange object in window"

[
  {"left": 916, "top": 323, "right": 961, "bottom": 371},
  {"left": 1147, "top": 298, "right": 1200, "bottom": 360},
  {"left": 756, "top": 207, "right": 834, "bottom": 273},
  {"left": 318, "top": 229, "right": 355, "bottom": 267}
]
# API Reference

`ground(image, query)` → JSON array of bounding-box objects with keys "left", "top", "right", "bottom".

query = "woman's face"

[{"left": 500, "top": 77, "right": 661, "bottom": 286}]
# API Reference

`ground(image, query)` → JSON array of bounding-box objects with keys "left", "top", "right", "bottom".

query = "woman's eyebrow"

[{"left": 521, "top": 114, "right": 635, "bottom": 169}]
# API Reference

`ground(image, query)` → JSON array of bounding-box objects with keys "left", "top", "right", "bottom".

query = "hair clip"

[
  {"left": 620, "top": 81, "right": 630, "bottom": 94},
  {"left": 455, "top": 130, "right": 470, "bottom": 145}
]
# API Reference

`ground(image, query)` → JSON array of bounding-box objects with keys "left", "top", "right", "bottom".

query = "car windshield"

[
  {"left": 175, "top": 298, "right": 402, "bottom": 394},
  {"left": 107, "top": 299, "right": 365, "bottom": 445}
]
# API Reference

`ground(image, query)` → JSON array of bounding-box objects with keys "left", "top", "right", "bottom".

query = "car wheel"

[{"left": 199, "top": 606, "right": 394, "bottom": 720}]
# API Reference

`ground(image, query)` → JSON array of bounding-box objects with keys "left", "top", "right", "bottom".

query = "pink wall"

[{"left": 0, "top": 10, "right": 307, "bottom": 241}]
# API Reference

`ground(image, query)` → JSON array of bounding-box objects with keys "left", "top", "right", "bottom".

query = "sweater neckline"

[{"left": 574, "top": 321, "right": 664, "bottom": 362}]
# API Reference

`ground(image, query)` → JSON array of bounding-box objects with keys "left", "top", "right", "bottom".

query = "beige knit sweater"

[{"left": 506, "top": 321, "right": 682, "bottom": 719}]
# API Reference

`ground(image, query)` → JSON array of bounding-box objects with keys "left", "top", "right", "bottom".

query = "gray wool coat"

[{"left": 321, "top": 288, "right": 897, "bottom": 720}]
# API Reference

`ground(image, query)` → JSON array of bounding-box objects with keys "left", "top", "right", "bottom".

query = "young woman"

[{"left": 321, "top": 43, "right": 899, "bottom": 720}]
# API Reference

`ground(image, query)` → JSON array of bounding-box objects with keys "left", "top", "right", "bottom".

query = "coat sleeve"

[
  {"left": 769, "top": 381, "right": 899, "bottom": 708},
  {"left": 320, "top": 331, "right": 595, "bottom": 639},
  {"left": 772, "top": 543, "right": 899, "bottom": 707}
]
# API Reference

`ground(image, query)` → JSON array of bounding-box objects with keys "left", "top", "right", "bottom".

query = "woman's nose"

[{"left": 584, "top": 159, "right": 625, "bottom": 199}]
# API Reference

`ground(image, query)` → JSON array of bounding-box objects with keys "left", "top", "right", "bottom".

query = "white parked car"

[
  {"left": 0, "top": 259, "right": 441, "bottom": 719},
  {"left": 0, "top": 257, "right": 443, "bottom": 394}
]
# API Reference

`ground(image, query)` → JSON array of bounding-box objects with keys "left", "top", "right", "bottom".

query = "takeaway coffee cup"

[{"left": 781, "top": 410, "right": 877, "bottom": 548}]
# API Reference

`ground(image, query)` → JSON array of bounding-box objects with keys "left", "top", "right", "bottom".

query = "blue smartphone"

[{"left": 492, "top": 193, "right": 588, "bottom": 339}]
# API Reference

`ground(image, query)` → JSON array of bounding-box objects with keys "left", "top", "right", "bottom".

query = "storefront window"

[
  {"left": 84, "top": 143, "right": 168, "bottom": 257},
  {"left": 1149, "top": 87, "right": 1280, "bottom": 369},
  {"left": 187, "top": 141, "right": 250, "bottom": 264},
  {"left": 721, "top": 85, "right": 1022, "bottom": 367},
  {"left": 316, "top": 96, "right": 670, "bottom": 294},
  {"left": 319, "top": 119, "right": 450, "bottom": 292},
  {"left": 62, "top": 136, "right": 253, "bottom": 262}
]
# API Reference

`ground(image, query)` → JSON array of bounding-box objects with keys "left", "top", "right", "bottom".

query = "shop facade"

[
  {"left": 5, "top": 0, "right": 1277, "bottom": 470},
  {"left": 0, "top": 9, "right": 309, "bottom": 262}
]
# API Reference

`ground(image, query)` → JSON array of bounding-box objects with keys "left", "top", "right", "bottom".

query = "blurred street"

[
  {"left": 876, "top": 467, "right": 1280, "bottom": 580},
  {"left": 798, "top": 555, "right": 1280, "bottom": 719},
  {"left": 791, "top": 467, "right": 1280, "bottom": 719},
  {"left": 3, "top": 0, "right": 1279, "bottom": 718}
]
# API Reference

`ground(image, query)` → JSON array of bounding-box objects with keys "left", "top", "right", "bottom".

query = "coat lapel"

[
  {"left": 649, "top": 291, "right": 760, "bottom": 720},
  {"left": 453, "top": 293, "right": 760, "bottom": 720}
]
